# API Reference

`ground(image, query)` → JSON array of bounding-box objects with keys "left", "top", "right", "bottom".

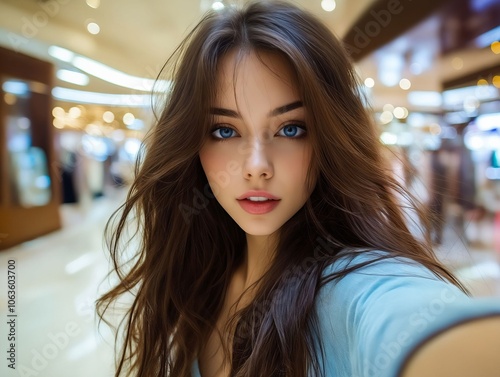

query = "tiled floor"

[
  {"left": 0, "top": 191, "right": 123, "bottom": 377},
  {"left": 1, "top": 188, "right": 499, "bottom": 377}
]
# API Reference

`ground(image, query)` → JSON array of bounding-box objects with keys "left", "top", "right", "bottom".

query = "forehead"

[{"left": 214, "top": 49, "right": 299, "bottom": 108}]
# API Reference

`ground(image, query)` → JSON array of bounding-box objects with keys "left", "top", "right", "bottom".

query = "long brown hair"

[{"left": 96, "top": 2, "right": 467, "bottom": 376}]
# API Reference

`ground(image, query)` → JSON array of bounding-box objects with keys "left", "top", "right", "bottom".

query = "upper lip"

[{"left": 237, "top": 191, "right": 280, "bottom": 200}]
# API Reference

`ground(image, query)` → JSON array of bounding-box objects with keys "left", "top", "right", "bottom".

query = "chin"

[{"left": 236, "top": 222, "right": 282, "bottom": 237}]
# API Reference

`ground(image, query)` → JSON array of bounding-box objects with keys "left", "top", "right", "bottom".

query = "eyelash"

[{"left": 210, "top": 122, "right": 307, "bottom": 141}]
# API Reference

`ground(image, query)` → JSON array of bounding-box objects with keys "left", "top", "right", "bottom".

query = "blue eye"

[
  {"left": 212, "top": 127, "right": 237, "bottom": 139},
  {"left": 278, "top": 124, "right": 306, "bottom": 138}
]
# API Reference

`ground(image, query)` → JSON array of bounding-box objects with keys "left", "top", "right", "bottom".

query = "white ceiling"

[
  {"left": 0, "top": 0, "right": 498, "bottom": 112},
  {"left": 0, "top": 0, "right": 373, "bottom": 89}
]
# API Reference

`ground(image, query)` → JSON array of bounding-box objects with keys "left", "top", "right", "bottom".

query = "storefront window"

[{"left": 3, "top": 78, "right": 52, "bottom": 207}]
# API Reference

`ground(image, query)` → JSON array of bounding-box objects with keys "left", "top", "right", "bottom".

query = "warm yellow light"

[
  {"left": 86, "top": 0, "right": 100, "bottom": 8},
  {"left": 493, "top": 75, "right": 500, "bottom": 89},
  {"left": 103, "top": 111, "right": 115, "bottom": 123},
  {"left": 491, "top": 41, "right": 500, "bottom": 54},
  {"left": 4, "top": 93, "right": 16, "bottom": 105},
  {"left": 123, "top": 112, "right": 135, "bottom": 126},
  {"left": 53, "top": 118, "right": 65, "bottom": 129},
  {"left": 52, "top": 106, "right": 65, "bottom": 118},
  {"left": 69, "top": 106, "right": 81, "bottom": 118},
  {"left": 477, "top": 79, "right": 488, "bottom": 86}
]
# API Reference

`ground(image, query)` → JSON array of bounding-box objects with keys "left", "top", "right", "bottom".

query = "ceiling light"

[
  {"left": 212, "top": 1, "right": 224, "bottom": 10},
  {"left": 52, "top": 107, "right": 65, "bottom": 118},
  {"left": 73, "top": 56, "right": 155, "bottom": 91},
  {"left": 321, "top": 0, "right": 336, "bottom": 12},
  {"left": 103, "top": 111, "right": 115, "bottom": 123},
  {"left": 86, "top": 0, "right": 100, "bottom": 9},
  {"left": 380, "top": 111, "right": 394, "bottom": 124},
  {"left": 48, "top": 46, "right": 171, "bottom": 91},
  {"left": 56, "top": 69, "right": 89, "bottom": 86},
  {"left": 364, "top": 78, "right": 374, "bottom": 88},
  {"left": 52, "top": 87, "right": 152, "bottom": 107},
  {"left": 399, "top": 78, "right": 411, "bottom": 90},
  {"left": 53, "top": 118, "right": 65, "bottom": 129},
  {"left": 87, "top": 21, "right": 100, "bottom": 35},
  {"left": 393, "top": 107, "right": 407, "bottom": 119},
  {"left": 123, "top": 113, "right": 135, "bottom": 126},
  {"left": 69, "top": 106, "right": 82, "bottom": 118},
  {"left": 383, "top": 104, "right": 394, "bottom": 112},
  {"left": 48, "top": 46, "right": 74, "bottom": 62}
]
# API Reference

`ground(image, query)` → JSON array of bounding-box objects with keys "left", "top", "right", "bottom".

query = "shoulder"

[
  {"left": 315, "top": 250, "right": 468, "bottom": 346},
  {"left": 316, "top": 250, "right": 457, "bottom": 312}
]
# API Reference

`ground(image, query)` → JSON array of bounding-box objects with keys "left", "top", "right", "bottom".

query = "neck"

[{"left": 238, "top": 233, "right": 278, "bottom": 290}]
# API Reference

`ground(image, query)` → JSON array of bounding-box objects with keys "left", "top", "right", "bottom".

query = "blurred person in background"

[
  {"left": 428, "top": 148, "right": 448, "bottom": 245},
  {"left": 480, "top": 177, "right": 500, "bottom": 260}
]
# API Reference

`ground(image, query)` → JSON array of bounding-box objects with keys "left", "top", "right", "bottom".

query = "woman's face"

[{"left": 199, "top": 50, "right": 314, "bottom": 236}]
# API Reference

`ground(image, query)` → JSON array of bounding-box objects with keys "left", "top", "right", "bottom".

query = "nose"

[{"left": 242, "top": 137, "right": 273, "bottom": 180}]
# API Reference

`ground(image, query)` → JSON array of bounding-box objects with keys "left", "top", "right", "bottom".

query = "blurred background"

[{"left": 0, "top": 0, "right": 499, "bottom": 376}]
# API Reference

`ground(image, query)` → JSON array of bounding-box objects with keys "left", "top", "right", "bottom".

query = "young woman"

[{"left": 97, "top": 2, "right": 500, "bottom": 376}]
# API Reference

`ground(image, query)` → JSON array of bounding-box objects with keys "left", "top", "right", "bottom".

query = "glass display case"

[{"left": 0, "top": 46, "right": 61, "bottom": 250}]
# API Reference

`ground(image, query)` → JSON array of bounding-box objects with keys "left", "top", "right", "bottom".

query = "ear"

[{"left": 400, "top": 315, "right": 500, "bottom": 377}]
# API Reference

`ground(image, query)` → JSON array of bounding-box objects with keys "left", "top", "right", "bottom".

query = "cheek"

[
  {"left": 279, "top": 145, "right": 311, "bottom": 178},
  {"left": 200, "top": 145, "right": 233, "bottom": 172},
  {"left": 199, "top": 145, "right": 239, "bottom": 194},
  {"left": 199, "top": 147, "right": 217, "bottom": 173}
]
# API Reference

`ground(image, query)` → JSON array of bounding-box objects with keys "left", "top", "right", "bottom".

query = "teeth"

[{"left": 247, "top": 196, "right": 271, "bottom": 202}]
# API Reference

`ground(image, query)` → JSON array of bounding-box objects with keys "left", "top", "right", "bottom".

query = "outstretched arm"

[
  {"left": 400, "top": 315, "right": 500, "bottom": 377},
  {"left": 316, "top": 252, "right": 500, "bottom": 377}
]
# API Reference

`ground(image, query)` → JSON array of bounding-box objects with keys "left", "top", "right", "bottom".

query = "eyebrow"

[{"left": 210, "top": 101, "right": 303, "bottom": 118}]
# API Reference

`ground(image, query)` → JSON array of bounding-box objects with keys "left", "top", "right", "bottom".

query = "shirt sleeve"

[{"left": 315, "top": 251, "right": 500, "bottom": 377}]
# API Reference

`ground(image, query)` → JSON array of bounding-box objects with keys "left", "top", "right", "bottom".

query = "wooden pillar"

[{"left": 0, "top": 46, "right": 61, "bottom": 250}]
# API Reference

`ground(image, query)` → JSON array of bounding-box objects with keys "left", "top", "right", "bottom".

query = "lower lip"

[{"left": 237, "top": 199, "right": 280, "bottom": 214}]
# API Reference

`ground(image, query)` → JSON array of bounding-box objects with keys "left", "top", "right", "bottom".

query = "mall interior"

[{"left": 0, "top": 0, "right": 499, "bottom": 376}]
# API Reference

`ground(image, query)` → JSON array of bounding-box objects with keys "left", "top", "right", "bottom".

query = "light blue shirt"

[{"left": 192, "top": 251, "right": 500, "bottom": 376}]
